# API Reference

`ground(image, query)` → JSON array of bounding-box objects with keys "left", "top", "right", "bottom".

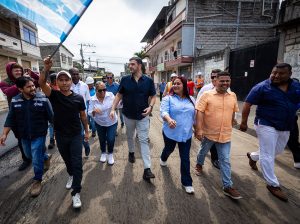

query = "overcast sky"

[{"left": 38, "top": 0, "right": 169, "bottom": 76}]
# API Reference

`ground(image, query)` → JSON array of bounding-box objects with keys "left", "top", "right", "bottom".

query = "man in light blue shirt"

[{"left": 106, "top": 73, "right": 124, "bottom": 127}]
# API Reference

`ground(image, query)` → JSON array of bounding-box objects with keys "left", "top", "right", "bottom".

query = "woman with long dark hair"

[{"left": 160, "top": 76, "right": 196, "bottom": 194}]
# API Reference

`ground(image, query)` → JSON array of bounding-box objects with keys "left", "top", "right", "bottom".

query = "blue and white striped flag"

[{"left": 0, "top": 0, "right": 93, "bottom": 42}]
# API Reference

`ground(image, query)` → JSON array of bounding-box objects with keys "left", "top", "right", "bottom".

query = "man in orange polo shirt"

[{"left": 195, "top": 71, "right": 242, "bottom": 200}]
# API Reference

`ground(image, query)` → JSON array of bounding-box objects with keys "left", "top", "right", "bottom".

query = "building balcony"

[
  {"left": 145, "top": 10, "right": 186, "bottom": 53},
  {"left": 0, "top": 33, "right": 22, "bottom": 54},
  {"left": 165, "top": 56, "right": 193, "bottom": 68}
]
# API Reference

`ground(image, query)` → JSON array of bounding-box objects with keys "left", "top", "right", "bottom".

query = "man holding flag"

[{"left": 39, "top": 57, "right": 89, "bottom": 209}]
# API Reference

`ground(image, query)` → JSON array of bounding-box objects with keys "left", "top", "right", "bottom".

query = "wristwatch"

[{"left": 149, "top": 105, "right": 153, "bottom": 109}]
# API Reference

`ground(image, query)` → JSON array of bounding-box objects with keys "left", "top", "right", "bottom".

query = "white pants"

[
  {"left": 250, "top": 124, "right": 290, "bottom": 187},
  {"left": 123, "top": 115, "right": 151, "bottom": 169}
]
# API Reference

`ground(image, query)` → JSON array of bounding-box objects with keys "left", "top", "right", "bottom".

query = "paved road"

[{"left": 0, "top": 104, "right": 299, "bottom": 224}]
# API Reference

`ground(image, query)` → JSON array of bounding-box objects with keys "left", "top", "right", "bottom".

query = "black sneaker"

[
  {"left": 48, "top": 138, "right": 55, "bottom": 149},
  {"left": 143, "top": 168, "right": 155, "bottom": 180},
  {"left": 18, "top": 160, "right": 31, "bottom": 171},
  {"left": 128, "top": 152, "right": 135, "bottom": 163},
  {"left": 211, "top": 160, "right": 220, "bottom": 169}
]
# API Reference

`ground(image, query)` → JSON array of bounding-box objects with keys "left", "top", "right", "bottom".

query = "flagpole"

[{"left": 49, "top": 0, "right": 93, "bottom": 59}]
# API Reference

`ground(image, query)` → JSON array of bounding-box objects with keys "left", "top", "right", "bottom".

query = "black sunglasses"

[
  {"left": 107, "top": 77, "right": 113, "bottom": 79},
  {"left": 98, "top": 89, "right": 107, "bottom": 93}
]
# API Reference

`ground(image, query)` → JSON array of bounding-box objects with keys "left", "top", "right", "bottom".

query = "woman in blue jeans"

[
  {"left": 160, "top": 76, "right": 196, "bottom": 194},
  {"left": 88, "top": 81, "right": 118, "bottom": 165}
]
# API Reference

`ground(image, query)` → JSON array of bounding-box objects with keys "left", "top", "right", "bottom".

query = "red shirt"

[{"left": 187, "top": 81, "right": 195, "bottom": 96}]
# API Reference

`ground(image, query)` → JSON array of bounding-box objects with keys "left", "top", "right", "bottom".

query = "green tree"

[
  {"left": 133, "top": 49, "right": 148, "bottom": 59},
  {"left": 73, "top": 61, "right": 83, "bottom": 72}
]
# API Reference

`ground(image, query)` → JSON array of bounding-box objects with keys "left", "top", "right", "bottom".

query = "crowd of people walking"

[{"left": 0, "top": 55, "right": 299, "bottom": 208}]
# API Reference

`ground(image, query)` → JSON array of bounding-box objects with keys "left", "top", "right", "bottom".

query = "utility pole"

[
  {"left": 78, "top": 43, "right": 95, "bottom": 74},
  {"left": 89, "top": 57, "right": 91, "bottom": 73}
]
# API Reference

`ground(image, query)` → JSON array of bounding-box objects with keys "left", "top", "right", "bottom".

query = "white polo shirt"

[{"left": 71, "top": 80, "right": 90, "bottom": 104}]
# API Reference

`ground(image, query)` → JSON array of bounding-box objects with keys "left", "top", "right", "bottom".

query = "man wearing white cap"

[
  {"left": 39, "top": 57, "right": 89, "bottom": 209},
  {"left": 195, "top": 71, "right": 204, "bottom": 94},
  {"left": 163, "top": 72, "right": 177, "bottom": 97}
]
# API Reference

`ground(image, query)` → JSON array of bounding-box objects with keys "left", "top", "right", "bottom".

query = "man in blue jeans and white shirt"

[
  {"left": 0, "top": 76, "right": 53, "bottom": 197},
  {"left": 110, "top": 57, "right": 156, "bottom": 181}
]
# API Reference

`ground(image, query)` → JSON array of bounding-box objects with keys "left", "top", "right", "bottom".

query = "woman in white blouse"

[{"left": 88, "top": 81, "right": 118, "bottom": 165}]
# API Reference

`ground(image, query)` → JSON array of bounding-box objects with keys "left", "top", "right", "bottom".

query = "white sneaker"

[
  {"left": 66, "top": 176, "right": 73, "bottom": 189},
  {"left": 294, "top": 162, "right": 300, "bottom": 169},
  {"left": 72, "top": 193, "right": 82, "bottom": 208},
  {"left": 160, "top": 158, "right": 167, "bottom": 167},
  {"left": 182, "top": 185, "right": 194, "bottom": 194},
  {"left": 107, "top": 153, "right": 114, "bottom": 165},
  {"left": 100, "top": 153, "right": 107, "bottom": 163}
]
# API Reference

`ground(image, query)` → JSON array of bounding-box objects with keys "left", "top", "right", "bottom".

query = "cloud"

[{"left": 38, "top": 0, "right": 169, "bottom": 76}]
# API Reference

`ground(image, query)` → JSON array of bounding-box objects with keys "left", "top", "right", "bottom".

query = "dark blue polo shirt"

[
  {"left": 245, "top": 79, "right": 300, "bottom": 131},
  {"left": 118, "top": 74, "right": 156, "bottom": 120}
]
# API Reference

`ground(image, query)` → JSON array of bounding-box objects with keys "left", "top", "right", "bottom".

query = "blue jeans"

[
  {"left": 161, "top": 132, "right": 192, "bottom": 186},
  {"left": 56, "top": 134, "right": 82, "bottom": 196},
  {"left": 95, "top": 122, "right": 118, "bottom": 153},
  {"left": 81, "top": 124, "right": 90, "bottom": 156},
  {"left": 21, "top": 136, "right": 46, "bottom": 181},
  {"left": 88, "top": 115, "right": 96, "bottom": 133},
  {"left": 197, "top": 137, "right": 233, "bottom": 188},
  {"left": 49, "top": 123, "right": 54, "bottom": 139}
]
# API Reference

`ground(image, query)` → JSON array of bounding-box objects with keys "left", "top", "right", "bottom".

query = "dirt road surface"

[{"left": 0, "top": 105, "right": 299, "bottom": 224}]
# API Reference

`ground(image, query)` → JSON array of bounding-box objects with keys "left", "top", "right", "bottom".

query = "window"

[
  {"left": 23, "top": 27, "right": 36, "bottom": 45},
  {"left": 61, "top": 53, "right": 66, "bottom": 63},
  {"left": 164, "top": 51, "right": 169, "bottom": 61},
  {"left": 68, "top": 57, "right": 72, "bottom": 65},
  {"left": 177, "top": 41, "right": 182, "bottom": 56}
]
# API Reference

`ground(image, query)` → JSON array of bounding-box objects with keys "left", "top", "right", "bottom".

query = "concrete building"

[
  {"left": 142, "top": 0, "right": 279, "bottom": 84},
  {"left": 277, "top": 0, "right": 300, "bottom": 79},
  {"left": 0, "top": 5, "right": 41, "bottom": 111},
  {"left": 142, "top": 0, "right": 194, "bottom": 84},
  {"left": 39, "top": 43, "right": 74, "bottom": 73}
]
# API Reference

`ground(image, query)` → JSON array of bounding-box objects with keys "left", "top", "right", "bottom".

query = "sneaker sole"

[
  {"left": 223, "top": 191, "right": 243, "bottom": 200},
  {"left": 182, "top": 186, "right": 194, "bottom": 194},
  {"left": 73, "top": 204, "right": 81, "bottom": 209}
]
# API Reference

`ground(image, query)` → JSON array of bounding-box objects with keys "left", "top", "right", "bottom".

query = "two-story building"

[
  {"left": 142, "top": 0, "right": 194, "bottom": 84},
  {"left": 0, "top": 5, "right": 41, "bottom": 111},
  {"left": 39, "top": 43, "right": 74, "bottom": 73},
  {"left": 142, "top": 0, "right": 279, "bottom": 83}
]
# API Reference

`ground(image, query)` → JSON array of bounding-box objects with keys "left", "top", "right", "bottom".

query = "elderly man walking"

[
  {"left": 240, "top": 63, "right": 300, "bottom": 201},
  {"left": 110, "top": 57, "right": 156, "bottom": 181},
  {"left": 195, "top": 71, "right": 242, "bottom": 200}
]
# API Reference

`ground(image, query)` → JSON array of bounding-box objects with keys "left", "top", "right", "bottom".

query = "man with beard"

[
  {"left": 0, "top": 77, "right": 53, "bottom": 197},
  {"left": 39, "top": 57, "right": 89, "bottom": 208},
  {"left": 240, "top": 63, "right": 300, "bottom": 202},
  {"left": 109, "top": 57, "right": 156, "bottom": 181},
  {"left": 195, "top": 71, "right": 242, "bottom": 200},
  {"left": 0, "top": 63, "right": 40, "bottom": 170}
]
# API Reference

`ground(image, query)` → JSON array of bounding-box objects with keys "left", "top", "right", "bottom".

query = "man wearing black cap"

[{"left": 39, "top": 57, "right": 89, "bottom": 209}]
